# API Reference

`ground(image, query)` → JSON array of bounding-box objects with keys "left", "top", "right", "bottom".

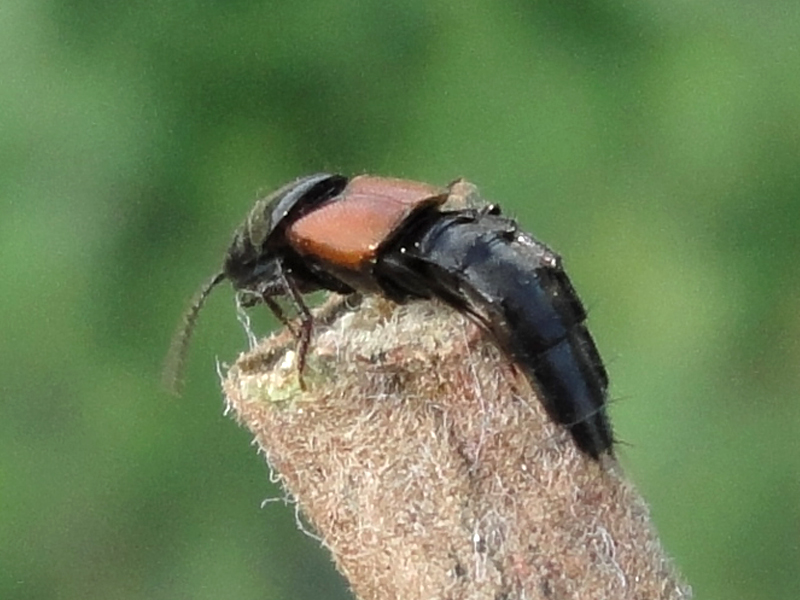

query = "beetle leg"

[
  {"left": 275, "top": 264, "right": 313, "bottom": 391},
  {"left": 261, "top": 295, "right": 299, "bottom": 337},
  {"left": 236, "top": 280, "right": 299, "bottom": 337}
]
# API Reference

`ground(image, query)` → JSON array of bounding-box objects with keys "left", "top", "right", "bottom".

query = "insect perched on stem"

[{"left": 165, "top": 174, "right": 614, "bottom": 459}]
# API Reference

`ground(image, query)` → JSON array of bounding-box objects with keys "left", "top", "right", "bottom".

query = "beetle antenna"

[{"left": 163, "top": 271, "right": 227, "bottom": 396}]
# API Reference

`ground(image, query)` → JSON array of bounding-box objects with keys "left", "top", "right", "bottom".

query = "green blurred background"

[{"left": 2, "top": 1, "right": 799, "bottom": 598}]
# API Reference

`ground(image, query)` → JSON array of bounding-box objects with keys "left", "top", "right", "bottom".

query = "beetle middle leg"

[{"left": 240, "top": 267, "right": 314, "bottom": 390}]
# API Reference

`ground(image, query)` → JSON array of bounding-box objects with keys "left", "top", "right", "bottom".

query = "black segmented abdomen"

[{"left": 379, "top": 211, "right": 613, "bottom": 458}]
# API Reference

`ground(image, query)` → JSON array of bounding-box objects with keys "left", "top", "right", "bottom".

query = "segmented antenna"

[{"left": 163, "top": 271, "right": 226, "bottom": 395}]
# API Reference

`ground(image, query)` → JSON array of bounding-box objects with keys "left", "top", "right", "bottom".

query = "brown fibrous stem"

[{"left": 222, "top": 296, "right": 692, "bottom": 600}]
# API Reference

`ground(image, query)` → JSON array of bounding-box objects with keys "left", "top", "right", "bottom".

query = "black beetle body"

[{"left": 165, "top": 174, "right": 614, "bottom": 459}]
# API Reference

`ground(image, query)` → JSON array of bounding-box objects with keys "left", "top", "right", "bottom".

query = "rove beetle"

[{"left": 165, "top": 174, "right": 613, "bottom": 459}]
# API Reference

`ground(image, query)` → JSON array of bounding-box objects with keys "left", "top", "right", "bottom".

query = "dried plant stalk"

[{"left": 222, "top": 296, "right": 691, "bottom": 600}]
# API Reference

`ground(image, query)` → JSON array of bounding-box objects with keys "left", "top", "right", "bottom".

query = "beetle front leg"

[{"left": 276, "top": 267, "right": 314, "bottom": 391}]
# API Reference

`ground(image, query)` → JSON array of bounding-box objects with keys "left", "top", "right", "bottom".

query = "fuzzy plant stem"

[{"left": 222, "top": 296, "right": 692, "bottom": 600}]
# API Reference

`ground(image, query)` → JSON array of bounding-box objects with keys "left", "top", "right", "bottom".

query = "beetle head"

[
  {"left": 223, "top": 173, "right": 347, "bottom": 289},
  {"left": 164, "top": 173, "right": 348, "bottom": 395}
]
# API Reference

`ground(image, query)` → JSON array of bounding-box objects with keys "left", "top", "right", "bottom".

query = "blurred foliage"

[{"left": 2, "top": 1, "right": 799, "bottom": 599}]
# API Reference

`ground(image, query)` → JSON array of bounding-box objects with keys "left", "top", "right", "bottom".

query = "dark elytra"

[{"left": 164, "top": 174, "right": 613, "bottom": 459}]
